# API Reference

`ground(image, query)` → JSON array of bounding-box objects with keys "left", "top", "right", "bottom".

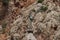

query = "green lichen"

[{"left": 40, "top": 6, "right": 48, "bottom": 12}]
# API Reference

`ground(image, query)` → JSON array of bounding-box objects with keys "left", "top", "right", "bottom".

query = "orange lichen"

[{"left": 0, "top": 34, "right": 7, "bottom": 40}]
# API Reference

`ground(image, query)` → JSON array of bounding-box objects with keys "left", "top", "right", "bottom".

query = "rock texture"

[{"left": 0, "top": 0, "right": 60, "bottom": 40}]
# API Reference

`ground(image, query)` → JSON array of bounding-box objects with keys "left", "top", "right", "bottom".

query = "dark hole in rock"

[
  {"left": 29, "top": 39, "right": 31, "bottom": 40},
  {"left": 20, "top": 6, "right": 23, "bottom": 8},
  {"left": 11, "top": 36, "right": 14, "bottom": 40},
  {"left": 53, "top": 25, "right": 57, "bottom": 30},
  {"left": 53, "top": 0, "right": 59, "bottom": 2},
  {"left": 23, "top": 0, "right": 27, "bottom": 2},
  {"left": 3, "top": 2, "right": 8, "bottom": 6},
  {"left": 53, "top": 0, "right": 55, "bottom": 2},
  {"left": 2, "top": 0, "right": 9, "bottom": 6},
  {"left": 27, "top": 31, "right": 33, "bottom": 33},
  {"left": 51, "top": 25, "right": 58, "bottom": 30},
  {"left": 15, "top": 2, "right": 20, "bottom": 7}
]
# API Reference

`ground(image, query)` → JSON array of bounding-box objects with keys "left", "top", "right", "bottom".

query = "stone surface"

[{"left": 0, "top": 0, "right": 60, "bottom": 40}]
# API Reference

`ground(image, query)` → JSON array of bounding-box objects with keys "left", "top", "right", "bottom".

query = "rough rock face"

[
  {"left": 0, "top": 0, "right": 60, "bottom": 40},
  {"left": 26, "top": 33, "right": 37, "bottom": 40}
]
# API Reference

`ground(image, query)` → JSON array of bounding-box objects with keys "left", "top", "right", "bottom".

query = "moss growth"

[
  {"left": 40, "top": 6, "right": 48, "bottom": 12},
  {"left": 2, "top": 21, "right": 7, "bottom": 33},
  {"left": 2, "top": 0, "right": 9, "bottom": 6}
]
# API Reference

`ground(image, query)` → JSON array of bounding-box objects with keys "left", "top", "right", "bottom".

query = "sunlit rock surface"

[{"left": 0, "top": 0, "right": 60, "bottom": 40}]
